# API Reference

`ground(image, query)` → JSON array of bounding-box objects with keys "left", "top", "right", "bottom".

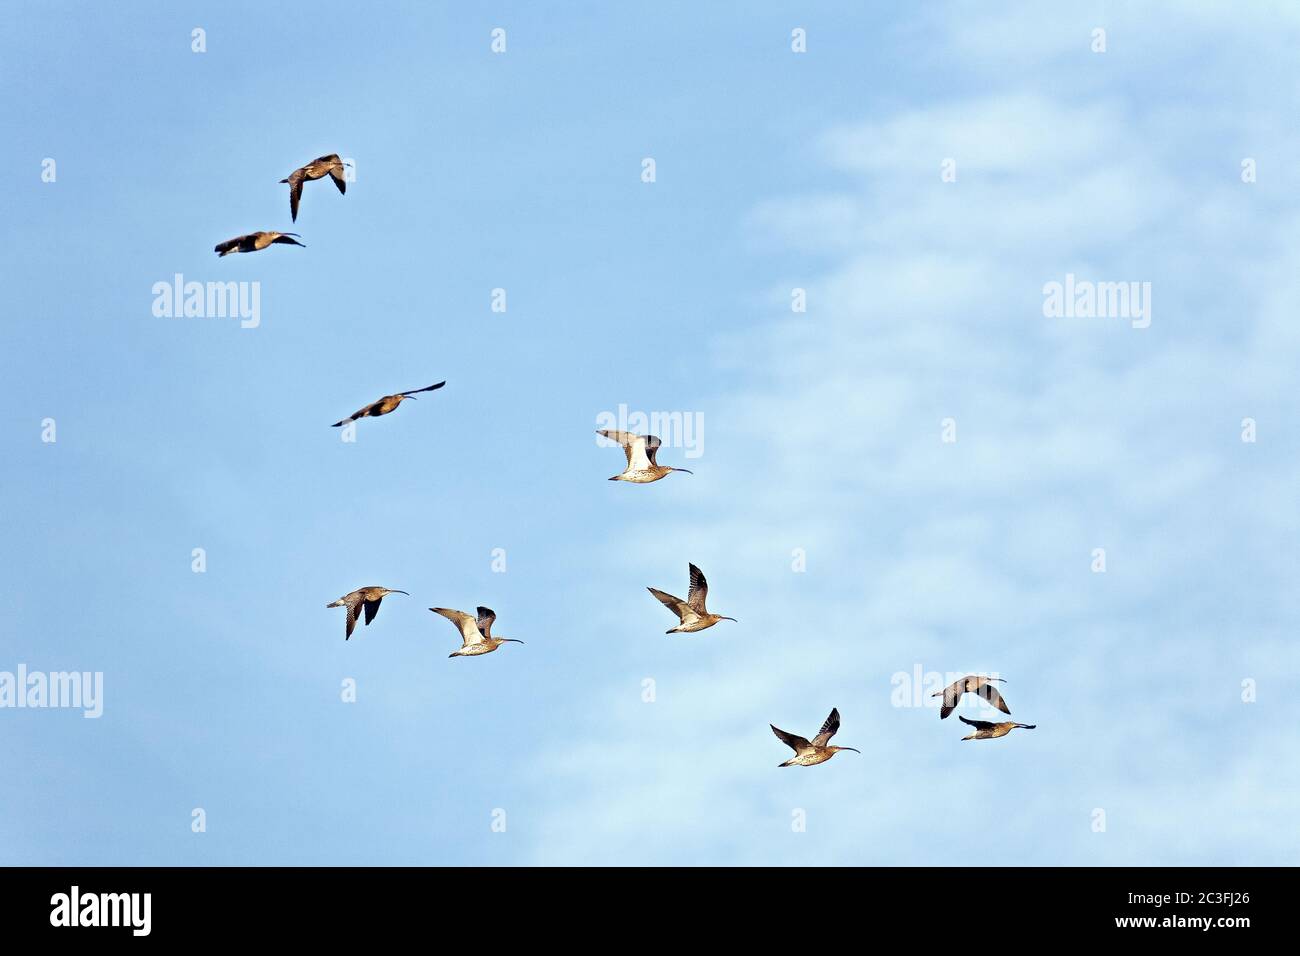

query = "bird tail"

[
  {"left": 778, "top": 759, "right": 796, "bottom": 768},
  {"left": 326, "top": 600, "right": 344, "bottom": 608}
]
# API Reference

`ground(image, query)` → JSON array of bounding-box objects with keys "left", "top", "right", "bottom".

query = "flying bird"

[
  {"left": 959, "top": 716, "right": 1036, "bottom": 740},
  {"left": 647, "top": 564, "right": 736, "bottom": 633},
  {"left": 281, "top": 154, "right": 351, "bottom": 222},
  {"left": 932, "top": 675, "right": 1010, "bottom": 719},
  {"left": 326, "top": 586, "right": 408, "bottom": 640},
  {"left": 597, "top": 430, "right": 693, "bottom": 483},
  {"left": 331, "top": 382, "right": 446, "bottom": 427},
  {"left": 771, "top": 708, "right": 860, "bottom": 767},
  {"left": 431, "top": 606, "right": 524, "bottom": 658},
  {"left": 214, "top": 231, "right": 305, "bottom": 256}
]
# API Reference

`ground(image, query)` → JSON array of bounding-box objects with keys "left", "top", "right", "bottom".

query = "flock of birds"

[
  {"left": 214, "top": 153, "right": 349, "bottom": 258},
  {"left": 223, "top": 152, "right": 1036, "bottom": 764}
]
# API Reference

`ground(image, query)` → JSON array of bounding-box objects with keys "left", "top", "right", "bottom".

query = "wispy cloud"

[{"left": 519, "top": 2, "right": 1300, "bottom": 865}]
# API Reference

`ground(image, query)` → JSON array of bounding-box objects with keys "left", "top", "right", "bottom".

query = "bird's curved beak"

[
  {"left": 721, "top": 616, "right": 738, "bottom": 622},
  {"left": 502, "top": 639, "right": 524, "bottom": 644},
  {"left": 388, "top": 590, "right": 409, "bottom": 596},
  {"left": 841, "top": 747, "right": 861, "bottom": 754},
  {"left": 673, "top": 468, "right": 694, "bottom": 474}
]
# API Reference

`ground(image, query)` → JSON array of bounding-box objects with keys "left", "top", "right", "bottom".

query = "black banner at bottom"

[{"left": 0, "top": 866, "right": 1277, "bottom": 941}]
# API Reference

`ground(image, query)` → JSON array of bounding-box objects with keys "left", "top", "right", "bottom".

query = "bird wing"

[
  {"left": 771, "top": 725, "right": 813, "bottom": 755},
  {"left": 475, "top": 607, "right": 496, "bottom": 639},
  {"left": 344, "top": 599, "right": 360, "bottom": 640},
  {"left": 959, "top": 715, "right": 995, "bottom": 730},
  {"left": 326, "top": 156, "right": 347, "bottom": 194},
  {"left": 811, "top": 707, "right": 840, "bottom": 747},
  {"left": 431, "top": 607, "right": 484, "bottom": 646},
  {"left": 977, "top": 682, "right": 1010, "bottom": 715},
  {"left": 401, "top": 381, "right": 446, "bottom": 397},
  {"left": 686, "top": 564, "right": 708, "bottom": 613},
  {"left": 642, "top": 434, "right": 662, "bottom": 467},
  {"left": 341, "top": 399, "right": 383, "bottom": 423},
  {"left": 288, "top": 177, "right": 303, "bottom": 222},
  {"left": 596, "top": 430, "right": 644, "bottom": 469},
  {"left": 214, "top": 235, "right": 247, "bottom": 255},
  {"left": 363, "top": 599, "right": 382, "bottom": 626},
  {"left": 646, "top": 588, "right": 687, "bottom": 620},
  {"left": 940, "top": 680, "right": 964, "bottom": 719}
]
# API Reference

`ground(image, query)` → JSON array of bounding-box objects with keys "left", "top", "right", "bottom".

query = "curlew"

[
  {"left": 959, "top": 716, "right": 1036, "bottom": 740},
  {"left": 647, "top": 563, "right": 736, "bottom": 634},
  {"left": 431, "top": 606, "right": 524, "bottom": 658},
  {"left": 214, "top": 231, "right": 305, "bottom": 256},
  {"left": 326, "top": 586, "right": 408, "bottom": 640},
  {"left": 597, "top": 430, "right": 693, "bottom": 483},
  {"left": 331, "top": 382, "right": 446, "bottom": 427},
  {"left": 281, "top": 154, "right": 351, "bottom": 222},
  {"left": 932, "top": 675, "right": 1010, "bottom": 719},
  {"left": 771, "top": 708, "right": 860, "bottom": 767}
]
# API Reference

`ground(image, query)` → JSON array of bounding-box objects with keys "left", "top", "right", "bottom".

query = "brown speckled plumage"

[
  {"left": 647, "top": 564, "right": 736, "bottom": 634},
  {"left": 214, "top": 231, "right": 306, "bottom": 256},
  {"left": 281, "top": 153, "right": 350, "bottom": 222},
  {"left": 332, "top": 381, "right": 445, "bottom": 427},
  {"left": 431, "top": 606, "right": 524, "bottom": 658},
  {"left": 959, "top": 716, "right": 1036, "bottom": 740},
  {"left": 597, "top": 430, "right": 693, "bottom": 483},
  {"left": 931, "top": 675, "right": 1010, "bottom": 720},
  {"left": 326, "top": 586, "right": 408, "bottom": 640},
  {"left": 771, "top": 708, "right": 859, "bottom": 767}
]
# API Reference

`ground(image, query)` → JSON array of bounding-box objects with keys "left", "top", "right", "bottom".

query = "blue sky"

[{"left": 2, "top": 1, "right": 1297, "bottom": 865}]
